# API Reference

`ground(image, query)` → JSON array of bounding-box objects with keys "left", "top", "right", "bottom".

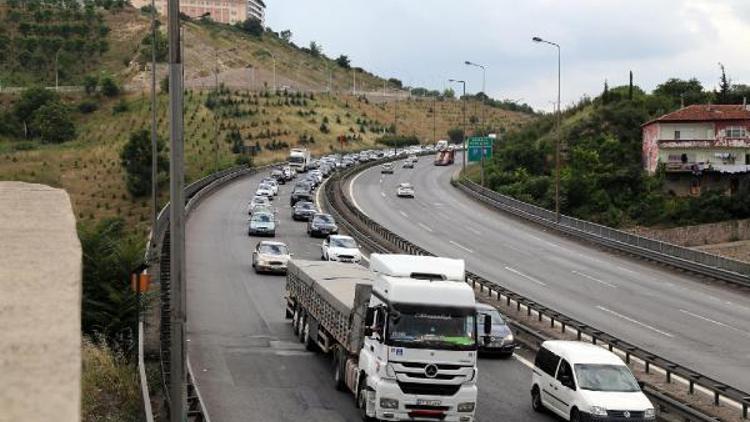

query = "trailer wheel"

[
  {"left": 292, "top": 307, "right": 302, "bottom": 336},
  {"left": 303, "top": 318, "right": 317, "bottom": 352},
  {"left": 332, "top": 348, "right": 346, "bottom": 391}
]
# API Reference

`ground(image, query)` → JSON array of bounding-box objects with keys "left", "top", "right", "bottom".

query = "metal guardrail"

[
  {"left": 138, "top": 320, "right": 155, "bottom": 422},
  {"left": 455, "top": 179, "right": 750, "bottom": 287},
  {"left": 324, "top": 158, "right": 750, "bottom": 421},
  {"left": 145, "top": 164, "right": 265, "bottom": 422}
]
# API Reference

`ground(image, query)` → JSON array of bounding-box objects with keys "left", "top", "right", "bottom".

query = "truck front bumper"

[{"left": 370, "top": 379, "right": 477, "bottom": 422}]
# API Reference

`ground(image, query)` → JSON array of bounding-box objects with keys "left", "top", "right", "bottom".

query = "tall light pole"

[
  {"left": 259, "top": 47, "right": 276, "bottom": 91},
  {"left": 464, "top": 61, "right": 487, "bottom": 127},
  {"left": 532, "top": 36, "right": 562, "bottom": 223},
  {"left": 167, "top": 0, "right": 186, "bottom": 420},
  {"left": 54, "top": 49, "right": 62, "bottom": 91},
  {"left": 448, "top": 79, "right": 467, "bottom": 175},
  {"left": 149, "top": 0, "right": 158, "bottom": 258}
]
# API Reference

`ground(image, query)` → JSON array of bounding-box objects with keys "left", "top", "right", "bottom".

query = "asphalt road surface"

[
  {"left": 186, "top": 170, "right": 558, "bottom": 421},
  {"left": 350, "top": 155, "right": 750, "bottom": 393}
]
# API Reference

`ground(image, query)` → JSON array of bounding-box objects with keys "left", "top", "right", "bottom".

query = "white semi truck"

[
  {"left": 288, "top": 148, "right": 311, "bottom": 172},
  {"left": 285, "top": 254, "right": 487, "bottom": 422}
]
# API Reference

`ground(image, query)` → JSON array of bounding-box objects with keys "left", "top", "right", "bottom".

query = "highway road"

[
  {"left": 186, "top": 170, "right": 558, "bottom": 421},
  {"left": 350, "top": 155, "right": 750, "bottom": 393}
]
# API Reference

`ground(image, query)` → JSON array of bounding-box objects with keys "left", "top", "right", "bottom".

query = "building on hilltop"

[
  {"left": 642, "top": 104, "right": 750, "bottom": 196},
  {"left": 134, "top": 0, "right": 265, "bottom": 25}
]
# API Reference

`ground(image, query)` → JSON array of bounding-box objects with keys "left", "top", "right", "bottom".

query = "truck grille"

[{"left": 397, "top": 382, "right": 461, "bottom": 396}]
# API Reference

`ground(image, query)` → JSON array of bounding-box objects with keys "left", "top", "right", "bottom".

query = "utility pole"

[
  {"left": 214, "top": 47, "right": 219, "bottom": 172},
  {"left": 352, "top": 69, "right": 357, "bottom": 96},
  {"left": 432, "top": 96, "right": 436, "bottom": 144},
  {"left": 149, "top": 0, "right": 158, "bottom": 257},
  {"left": 167, "top": 0, "right": 187, "bottom": 420},
  {"left": 54, "top": 50, "right": 61, "bottom": 91}
]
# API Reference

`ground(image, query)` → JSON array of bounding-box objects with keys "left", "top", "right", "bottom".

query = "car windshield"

[
  {"left": 314, "top": 215, "right": 334, "bottom": 224},
  {"left": 387, "top": 307, "right": 476, "bottom": 350},
  {"left": 574, "top": 364, "right": 640, "bottom": 392},
  {"left": 331, "top": 237, "right": 357, "bottom": 248},
  {"left": 252, "top": 214, "right": 272, "bottom": 223},
  {"left": 297, "top": 203, "right": 315, "bottom": 210},
  {"left": 400, "top": 184, "right": 412, "bottom": 188},
  {"left": 258, "top": 244, "right": 288, "bottom": 255},
  {"left": 479, "top": 309, "right": 505, "bottom": 326}
]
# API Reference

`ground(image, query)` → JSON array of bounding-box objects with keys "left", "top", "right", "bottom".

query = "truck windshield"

[
  {"left": 289, "top": 156, "right": 305, "bottom": 163},
  {"left": 387, "top": 308, "right": 476, "bottom": 351}
]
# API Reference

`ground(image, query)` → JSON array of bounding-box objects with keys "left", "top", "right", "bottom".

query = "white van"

[{"left": 531, "top": 340, "right": 655, "bottom": 421}]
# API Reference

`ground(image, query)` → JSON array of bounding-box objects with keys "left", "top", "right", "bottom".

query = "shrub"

[
  {"left": 78, "top": 100, "right": 99, "bottom": 114},
  {"left": 32, "top": 102, "right": 76, "bottom": 143},
  {"left": 100, "top": 77, "right": 120, "bottom": 97},
  {"left": 120, "top": 129, "right": 168, "bottom": 197}
]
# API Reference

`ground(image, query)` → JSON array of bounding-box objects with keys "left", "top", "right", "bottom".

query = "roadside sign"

[{"left": 467, "top": 137, "right": 493, "bottom": 162}]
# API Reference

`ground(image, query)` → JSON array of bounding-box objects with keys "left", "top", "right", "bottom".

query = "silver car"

[{"left": 252, "top": 241, "right": 291, "bottom": 274}]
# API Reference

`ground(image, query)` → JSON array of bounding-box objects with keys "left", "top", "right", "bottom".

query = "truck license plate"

[{"left": 416, "top": 399, "right": 441, "bottom": 406}]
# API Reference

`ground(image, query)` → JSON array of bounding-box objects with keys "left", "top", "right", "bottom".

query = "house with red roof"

[{"left": 642, "top": 104, "right": 750, "bottom": 195}]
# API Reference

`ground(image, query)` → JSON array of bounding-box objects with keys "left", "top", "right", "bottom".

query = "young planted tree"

[
  {"left": 120, "top": 129, "right": 168, "bottom": 197},
  {"left": 32, "top": 102, "right": 76, "bottom": 143}
]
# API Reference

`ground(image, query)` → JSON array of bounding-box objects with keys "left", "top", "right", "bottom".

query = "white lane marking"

[
  {"left": 596, "top": 306, "right": 674, "bottom": 338},
  {"left": 615, "top": 265, "right": 640, "bottom": 275},
  {"left": 514, "top": 354, "right": 535, "bottom": 369},
  {"left": 467, "top": 226, "right": 482, "bottom": 236},
  {"left": 571, "top": 270, "right": 617, "bottom": 288},
  {"left": 348, "top": 167, "right": 370, "bottom": 217},
  {"left": 679, "top": 309, "right": 750, "bottom": 338},
  {"left": 418, "top": 223, "right": 434, "bottom": 233},
  {"left": 449, "top": 240, "right": 474, "bottom": 254},
  {"left": 399, "top": 210, "right": 409, "bottom": 218},
  {"left": 381, "top": 192, "right": 386, "bottom": 198},
  {"left": 504, "top": 267, "right": 547, "bottom": 287}
]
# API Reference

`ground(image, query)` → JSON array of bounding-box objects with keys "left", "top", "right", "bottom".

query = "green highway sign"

[{"left": 467, "top": 137, "right": 493, "bottom": 162}]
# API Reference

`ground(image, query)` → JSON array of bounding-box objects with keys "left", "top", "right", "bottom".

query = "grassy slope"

[{"left": 0, "top": 6, "right": 532, "bottom": 238}]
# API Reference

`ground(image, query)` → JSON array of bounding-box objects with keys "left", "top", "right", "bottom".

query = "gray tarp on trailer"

[{"left": 286, "top": 260, "right": 373, "bottom": 353}]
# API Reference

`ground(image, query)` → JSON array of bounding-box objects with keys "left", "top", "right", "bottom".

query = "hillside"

[
  {"left": 0, "top": 3, "right": 533, "bottom": 237},
  {"left": 478, "top": 82, "right": 750, "bottom": 229}
]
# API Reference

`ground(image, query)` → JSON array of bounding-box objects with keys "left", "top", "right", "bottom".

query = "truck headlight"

[
  {"left": 380, "top": 398, "right": 399, "bottom": 409},
  {"left": 590, "top": 406, "right": 608, "bottom": 416},
  {"left": 645, "top": 408, "right": 656, "bottom": 419},
  {"left": 504, "top": 334, "right": 514, "bottom": 342},
  {"left": 457, "top": 402, "right": 475, "bottom": 412}
]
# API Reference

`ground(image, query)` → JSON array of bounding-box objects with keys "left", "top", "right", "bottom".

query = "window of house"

[
  {"left": 725, "top": 127, "right": 747, "bottom": 138},
  {"left": 674, "top": 130, "right": 681, "bottom": 140}
]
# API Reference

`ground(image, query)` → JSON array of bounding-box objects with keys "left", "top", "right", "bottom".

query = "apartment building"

[{"left": 134, "top": 0, "right": 264, "bottom": 25}]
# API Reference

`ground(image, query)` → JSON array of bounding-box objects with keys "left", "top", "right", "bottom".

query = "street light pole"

[
  {"left": 54, "top": 49, "right": 62, "bottom": 91},
  {"left": 149, "top": 0, "right": 158, "bottom": 258},
  {"left": 465, "top": 61, "right": 487, "bottom": 126},
  {"left": 533, "top": 36, "right": 562, "bottom": 223},
  {"left": 167, "top": 0, "right": 187, "bottom": 420},
  {"left": 449, "top": 79, "right": 467, "bottom": 176}
]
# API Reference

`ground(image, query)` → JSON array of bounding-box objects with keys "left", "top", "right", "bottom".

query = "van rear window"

[{"left": 534, "top": 347, "right": 560, "bottom": 376}]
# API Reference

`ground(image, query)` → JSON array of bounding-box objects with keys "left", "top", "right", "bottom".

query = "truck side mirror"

[{"left": 483, "top": 315, "right": 492, "bottom": 335}]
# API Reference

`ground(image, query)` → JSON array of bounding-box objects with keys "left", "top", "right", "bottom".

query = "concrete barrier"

[{"left": 0, "top": 182, "right": 81, "bottom": 422}]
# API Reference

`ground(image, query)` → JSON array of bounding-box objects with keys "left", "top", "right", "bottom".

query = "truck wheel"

[
  {"left": 303, "top": 319, "right": 317, "bottom": 352},
  {"left": 332, "top": 348, "right": 346, "bottom": 391},
  {"left": 292, "top": 308, "right": 301, "bottom": 336},
  {"left": 357, "top": 384, "right": 377, "bottom": 422}
]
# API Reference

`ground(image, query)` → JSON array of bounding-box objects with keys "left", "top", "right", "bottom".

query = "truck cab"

[
  {"left": 357, "top": 254, "right": 480, "bottom": 422},
  {"left": 288, "top": 148, "right": 310, "bottom": 172}
]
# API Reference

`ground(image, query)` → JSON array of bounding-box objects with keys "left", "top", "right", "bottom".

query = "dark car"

[
  {"left": 294, "top": 181, "right": 313, "bottom": 192},
  {"left": 307, "top": 213, "right": 338, "bottom": 237},
  {"left": 290, "top": 189, "right": 314, "bottom": 206},
  {"left": 292, "top": 201, "right": 318, "bottom": 221},
  {"left": 477, "top": 303, "right": 516, "bottom": 358}
]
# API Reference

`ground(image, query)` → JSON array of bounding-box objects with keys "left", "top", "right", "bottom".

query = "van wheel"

[
  {"left": 531, "top": 385, "right": 544, "bottom": 412},
  {"left": 570, "top": 408, "right": 581, "bottom": 422}
]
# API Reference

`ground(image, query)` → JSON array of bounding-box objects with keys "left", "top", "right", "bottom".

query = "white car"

[
  {"left": 247, "top": 195, "right": 271, "bottom": 214},
  {"left": 261, "top": 178, "right": 279, "bottom": 195},
  {"left": 252, "top": 240, "right": 291, "bottom": 274},
  {"left": 321, "top": 235, "right": 362, "bottom": 263},
  {"left": 396, "top": 183, "right": 415, "bottom": 198},
  {"left": 256, "top": 185, "right": 274, "bottom": 200},
  {"left": 531, "top": 341, "right": 655, "bottom": 421}
]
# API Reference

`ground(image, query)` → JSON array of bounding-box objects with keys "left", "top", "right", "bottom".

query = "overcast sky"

[{"left": 266, "top": 0, "right": 750, "bottom": 112}]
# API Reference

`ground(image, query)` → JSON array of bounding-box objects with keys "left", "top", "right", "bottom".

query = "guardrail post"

[
  {"left": 645, "top": 361, "right": 650, "bottom": 374},
  {"left": 742, "top": 397, "right": 749, "bottom": 418}
]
